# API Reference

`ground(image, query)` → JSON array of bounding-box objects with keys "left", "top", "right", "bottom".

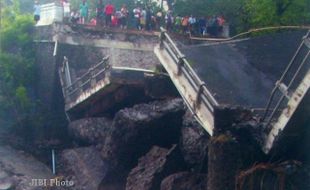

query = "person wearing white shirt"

[{"left": 33, "top": 1, "right": 41, "bottom": 24}]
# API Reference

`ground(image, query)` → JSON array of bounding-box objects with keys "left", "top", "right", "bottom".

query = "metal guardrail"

[
  {"left": 60, "top": 56, "right": 110, "bottom": 104},
  {"left": 159, "top": 27, "right": 219, "bottom": 115},
  {"left": 262, "top": 31, "right": 310, "bottom": 128}
]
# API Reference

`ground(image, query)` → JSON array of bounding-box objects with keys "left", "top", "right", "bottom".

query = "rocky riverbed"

[{"left": 0, "top": 96, "right": 309, "bottom": 190}]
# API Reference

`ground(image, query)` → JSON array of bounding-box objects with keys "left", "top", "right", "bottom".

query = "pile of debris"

[{"left": 39, "top": 97, "right": 307, "bottom": 190}]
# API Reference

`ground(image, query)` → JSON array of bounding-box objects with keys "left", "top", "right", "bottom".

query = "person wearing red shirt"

[
  {"left": 104, "top": 1, "right": 115, "bottom": 27},
  {"left": 111, "top": 14, "right": 118, "bottom": 27}
]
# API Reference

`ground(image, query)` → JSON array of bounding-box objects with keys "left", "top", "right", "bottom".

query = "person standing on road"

[
  {"left": 165, "top": 10, "right": 173, "bottom": 32},
  {"left": 96, "top": 0, "right": 105, "bottom": 27},
  {"left": 156, "top": 11, "right": 162, "bottom": 30},
  {"left": 104, "top": 1, "right": 115, "bottom": 27},
  {"left": 133, "top": 6, "right": 141, "bottom": 30},
  {"left": 181, "top": 16, "right": 189, "bottom": 34},
  {"left": 79, "top": 0, "right": 88, "bottom": 24},
  {"left": 62, "top": 0, "right": 71, "bottom": 23},
  {"left": 145, "top": 6, "right": 152, "bottom": 31},
  {"left": 174, "top": 15, "right": 182, "bottom": 33},
  {"left": 33, "top": 0, "right": 41, "bottom": 24},
  {"left": 120, "top": 4, "right": 129, "bottom": 29},
  {"left": 188, "top": 15, "right": 196, "bottom": 34},
  {"left": 140, "top": 8, "right": 146, "bottom": 30}
]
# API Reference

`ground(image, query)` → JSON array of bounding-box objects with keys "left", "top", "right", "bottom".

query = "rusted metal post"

[
  {"left": 63, "top": 56, "right": 72, "bottom": 87},
  {"left": 160, "top": 27, "right": 166, "bottom": 49},
  {"left": 177, "top": 54, "right": 185, "bottom": 75},
  {"left": 194, "top": 82, "right": 205, "bottom": 110},
  {"left": 90, "top": 68, "right": 96, "bottom": 87},
  {"left": 77, "top": 78, "right": 83, "bottom": 95},
  {"left": 65, "top": 88, "right": 71, "bottom": 103}
]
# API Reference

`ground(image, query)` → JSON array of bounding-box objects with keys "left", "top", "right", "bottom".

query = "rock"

[
  {"left": 0, "top": 181, "right": 13, "bottom": 190},
  {"left": 59, "top": 146, "right": 108, "bottom": 190},
  {"left": 0, "top": 145, "right": 53, "bottom": 190},
  {"left": 100, "top": 98, "right": 185, "bottom": 172},
  {"left": 68, "top": 117, "right": 112, "bottom": 145},
  {"left": 0, "top": 172, "right": 8, "bottom": 180},
  {"left": 160, "top": 172, "right": 208, "bottom": 190},
  {"left": 213, "top": 106, "right": 253, "bottom": 135},
  {"left": 180, "top": 112, "right": 209, "bottom": 171},
  {"left": 144, "top": 75, "right": 179, "bottom": 99},
  {"left": 207, "top": 133, "right": 243, "bottom": 190},
  {"left": 0, "top": 171, "right": 13, "bottom": 190},
  {"left": 126, "top": 145, "right": 185, "bottom": 190}
]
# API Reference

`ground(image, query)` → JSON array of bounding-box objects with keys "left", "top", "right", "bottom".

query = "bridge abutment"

[
  {"left": 208, "top": 107, "right": 264, "bottom": 190},
  {"left": 208, "top": 133, "right": 242, "bottom": 190}
]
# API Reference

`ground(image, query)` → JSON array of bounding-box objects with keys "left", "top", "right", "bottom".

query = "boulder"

[
  {"left": 144, "top": 75, "right": 179, "bottom": 99},
  {"left": 126, "top": 145, "right": 185, "bottom": 190},
  {"left": 0, "top": 171, "right": 13, "bottom": 190},
  {"left": 0, "top": 182, "right": 13, "bottom": 190},
  {"left": 207, "top": 133, "right": 243, "bottom": 190},
  {"left": 180, "top": 112, "right": 209, "bottom": 171},
  {"left": 59, "top": 146, "right": 108, "bottom": 190},
  {"left": 160, "top": 172, "right": 208, "bottom": 190},
  {"left": 100, "top": 98, "right": 185, "bottom": 172},
  {"left": 0, "top": 146, "right": 53, "bottom": 190},
  {"left": 68, "top": 117, "right": 112, "bottom": 145}
]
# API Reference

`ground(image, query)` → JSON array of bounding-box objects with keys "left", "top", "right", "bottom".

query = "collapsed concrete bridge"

[
  {"left": 35, "top": 8, "right": 308, "bottom": 156},
  {"left": 155, "top": 28, "right": 310, "bottom": 154},
  {"left": 34, "top": 22, "right": 309, "bottom": 155},
  {"left": 31, "top": 3, "right": 310, "bottom": 190}
]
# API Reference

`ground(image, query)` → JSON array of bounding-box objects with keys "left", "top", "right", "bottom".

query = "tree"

[
  {"left": 0, "top": 0, "right": 37, "bottom": 129},
  {"left": 242, "top": 0, "right": 310, "bottom": 28},
  {"left": 173, "top": 0, "right": 310, "bottom": 33}
]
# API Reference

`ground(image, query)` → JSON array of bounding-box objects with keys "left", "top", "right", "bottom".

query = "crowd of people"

[
  {"left": 34, "top": 0, "right": 227, "bottom": 37},
  {"left": 164, "top": 13, "right": 226, "bottom": 37}
]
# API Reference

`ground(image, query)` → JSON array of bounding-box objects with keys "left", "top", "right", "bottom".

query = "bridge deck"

[
  {"left": 155, "top": 29, "right": 309, "bottom": 153},
  {"left": 51, "top": 23, "right": 308, "bottom": 153},
  {"left": 183, "top": 31, "right": 307, "bottom": 108}
]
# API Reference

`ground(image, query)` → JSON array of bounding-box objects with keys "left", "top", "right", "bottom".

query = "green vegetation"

[
  {"left": 173, "top": 0, "right": 310, "bottom": 33},
  {"left": 244, "top": 0, "right": 310, "bottom": 27},
  {"left": 16, "top": 0, "right": 309, "bottom": 34},
  {"left": 0, "top": 0, "right": 37, "bottom": 130}
]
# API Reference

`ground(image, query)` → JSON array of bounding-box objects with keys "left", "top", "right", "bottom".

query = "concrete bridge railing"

[
  {"left": 155, "top": 27, "right": 219, "bottom": 135},
  {"left": 58, "top": 54, "right": 163, "bottom": 119},
  {"left": 262, "top": 31, "right": 310, "bottom": 153},
  {"left": 59, "top": 56, "right": 110, "bottom": 110}
]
